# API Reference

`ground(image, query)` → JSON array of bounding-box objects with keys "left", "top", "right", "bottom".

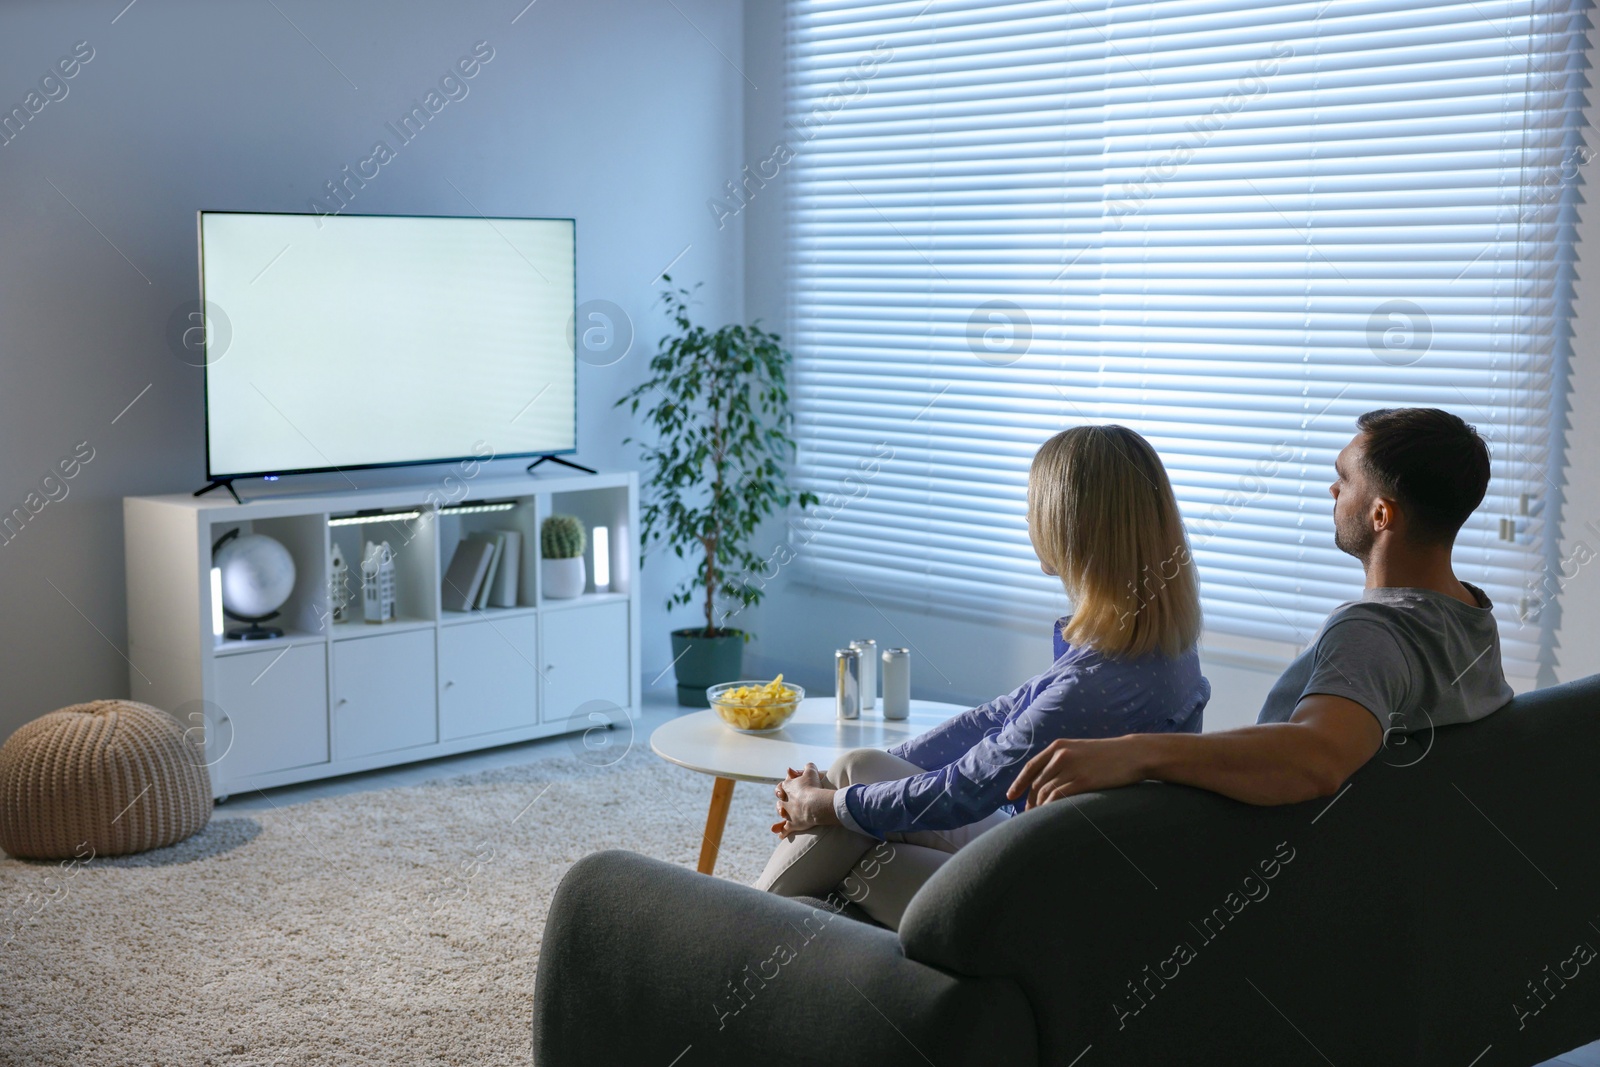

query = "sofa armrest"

[{"left": 533, "top": 850, "right": 1036, "bottom": 1066}]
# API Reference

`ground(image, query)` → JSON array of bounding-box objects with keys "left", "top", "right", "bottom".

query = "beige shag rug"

[{"left": 0, "top": 746, "right": 779, "bottom": 1066}]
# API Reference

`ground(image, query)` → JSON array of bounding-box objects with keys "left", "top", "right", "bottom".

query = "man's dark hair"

[{"left": 1355, "top": 407, "right": 1491, "bottom": 543}]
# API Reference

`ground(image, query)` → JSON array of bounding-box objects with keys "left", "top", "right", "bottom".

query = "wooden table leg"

[{"left": 697, "top": 776, "right": 736, "bottom": 875}]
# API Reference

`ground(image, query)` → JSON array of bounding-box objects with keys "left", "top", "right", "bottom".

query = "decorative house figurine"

[
  {"left": 361, "top": 540, "right": 397, "bottom": 623},
  {"left": 328, "top": 541, "right": 351, "bottom": 624}
]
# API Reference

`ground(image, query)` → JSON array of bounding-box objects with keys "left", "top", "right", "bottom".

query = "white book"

[
  {"left": 441, "top": 538, "right": 495, "bottom": 613},
  {"left": 467, "top": 531, "right": 503, "bottom": 611},
  {"left": 489, "top": 530, "right": 521, "bottom": 608}
]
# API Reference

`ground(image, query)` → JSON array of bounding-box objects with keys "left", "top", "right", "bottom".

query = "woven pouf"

[{"left": 0, "top": 700, "right": 212, "bottom": 860}]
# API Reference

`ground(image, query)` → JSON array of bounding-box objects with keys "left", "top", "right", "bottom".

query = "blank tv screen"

[{"left": 200, "top": 212, "right": 576, "bottom": 479}]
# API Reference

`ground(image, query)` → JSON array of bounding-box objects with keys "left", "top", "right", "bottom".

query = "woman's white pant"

[{"left": 752, "top": 748, "right": 1009, "bottom": 930}]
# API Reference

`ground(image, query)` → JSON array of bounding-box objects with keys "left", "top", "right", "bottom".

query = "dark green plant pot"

[{"left": 670, "top": 628, "right": 746, "bottom": 707}]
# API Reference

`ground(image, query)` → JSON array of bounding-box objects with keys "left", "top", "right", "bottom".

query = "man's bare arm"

[{"left": 1006, "top": 694, "right": 1384, "bottom": 808}]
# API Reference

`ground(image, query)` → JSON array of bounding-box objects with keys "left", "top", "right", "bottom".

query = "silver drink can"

[
  {"left": 881, "top": 647, "right": 910, "bottom": 720},
  {"left": 835, "top": 647, "right": 861, "bottom": 720},
  {"left": 849, "top": 638, "right": 877, "bottom": 711}
]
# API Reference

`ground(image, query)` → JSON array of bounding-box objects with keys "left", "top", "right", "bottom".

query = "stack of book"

[{"left": 441, "top": 530, "right": 522, "bottom": 613}]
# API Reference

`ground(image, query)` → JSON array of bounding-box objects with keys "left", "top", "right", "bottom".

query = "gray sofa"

[{"left": 534, "top": 674, "right": 1600, "bottom": 1066}]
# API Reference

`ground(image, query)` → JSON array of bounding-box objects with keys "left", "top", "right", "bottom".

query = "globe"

[{"left": 214, "top": 533, "right": 296, "bottom": 623}]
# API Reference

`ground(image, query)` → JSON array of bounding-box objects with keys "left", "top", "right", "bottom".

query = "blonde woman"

[{"left": 754, "top": 425, "right": 1210, "bottom": 928}]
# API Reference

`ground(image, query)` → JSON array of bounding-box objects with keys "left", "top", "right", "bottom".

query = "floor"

[{"left": 219, "top": 690, "right": 1600, "bottom": 1067}]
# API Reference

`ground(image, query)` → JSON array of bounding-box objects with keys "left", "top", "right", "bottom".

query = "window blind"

[{"left": 784, "top": 0, "right": 1584, "bottom": 683}]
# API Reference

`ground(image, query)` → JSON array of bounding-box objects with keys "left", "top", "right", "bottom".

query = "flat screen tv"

[{"left": 199, "top": 210, "right": 577, "bottom": 481}]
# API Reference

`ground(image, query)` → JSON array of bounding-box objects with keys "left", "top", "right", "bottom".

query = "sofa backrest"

[{"left": 899, "top": 674, "right": 1600, "bottom": 1067}]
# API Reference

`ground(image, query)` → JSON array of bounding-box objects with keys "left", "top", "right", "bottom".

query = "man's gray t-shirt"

[{"left": 1256, "top": 582, "right": 1514, "bottom": 734}]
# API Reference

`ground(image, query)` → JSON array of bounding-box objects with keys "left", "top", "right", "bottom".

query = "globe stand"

[{"left": 224, "top": 614, "right": 284, "bottom": 642}]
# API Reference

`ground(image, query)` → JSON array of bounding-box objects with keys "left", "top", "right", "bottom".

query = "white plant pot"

[{"left": 542, "top": 556, "right": 586, "bottom": 599}]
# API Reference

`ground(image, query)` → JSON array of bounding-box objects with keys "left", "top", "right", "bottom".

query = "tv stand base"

[
  {"left": 193, "top": 479, "right": 243, "bottom": 504},
  {"left": 527, "top": 455, "right": 597, "bottom": 475}
]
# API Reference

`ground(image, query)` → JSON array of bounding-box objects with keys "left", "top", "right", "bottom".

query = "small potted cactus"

[{"left": 540, "top": 515, "right": 587, "bottom": 599}]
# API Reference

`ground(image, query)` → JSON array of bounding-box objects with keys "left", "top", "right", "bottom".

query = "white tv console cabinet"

[{"left": 123, "top": 469, "right": 640, "bottom": 800}]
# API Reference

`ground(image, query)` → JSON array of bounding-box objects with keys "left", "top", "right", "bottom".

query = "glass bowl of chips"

[{"left": 707, "top": 676, "right": 804, "bottom": 733}]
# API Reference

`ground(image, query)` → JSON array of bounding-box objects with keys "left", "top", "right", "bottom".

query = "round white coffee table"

[{"left": 650, "top": 696, "right": 965, "bottom": 875}]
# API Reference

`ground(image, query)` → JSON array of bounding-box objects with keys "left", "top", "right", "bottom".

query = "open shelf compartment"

[
  {"left": 207, "top": 512, "right": 328, "bottom": 652},
  {"left": 436, "top": 495, "right": 540, "bottom": 620},
  {"left": 542, "top": 485, "right": 631, "bottom": 605},
  {"left": 326, "top": 506, "right": 438, "bottom": 638}
]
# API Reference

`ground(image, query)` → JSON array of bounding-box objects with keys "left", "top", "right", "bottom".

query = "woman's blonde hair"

[{"left": 1028, "top": 425, "right": 1201, "bottom": 658}]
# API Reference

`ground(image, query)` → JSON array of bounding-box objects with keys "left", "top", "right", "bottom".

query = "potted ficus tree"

[{"left": 618, "top": 278, "right": 817, "bottom": 707}]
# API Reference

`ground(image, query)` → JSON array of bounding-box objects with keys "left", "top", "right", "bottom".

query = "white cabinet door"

[
  {"left": 331, "top": 629, "right": 437, "bottom": 760},
  {"left": 213, "top": 643, "right": 329, "bottom": 784},
  {"left": 539, "top": 601, "right": 630, "bottom": 726},
  {"left": 437, "top": 616, "right": 540, "bottom": 741}
]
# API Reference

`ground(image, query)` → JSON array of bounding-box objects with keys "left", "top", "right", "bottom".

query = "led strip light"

[
  {"left": 327, "top": 510, "right": 423, "bottom": 527},
  {"left": 437, "top": 501, "right": 518, "bottom": 516}
]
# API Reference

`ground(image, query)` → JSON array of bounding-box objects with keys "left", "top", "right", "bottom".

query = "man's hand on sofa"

[
  {"left": 1007, "top": 694, "right": 1384, "bottom": 808},
  {"left": 1006, "top": 736, "right": 1147, "bottom": 809},
  {"left": 773, "top": 763, "right": 842, "bottom": 835}
]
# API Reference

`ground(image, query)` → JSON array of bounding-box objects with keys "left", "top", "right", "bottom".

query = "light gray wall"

[
  {"left": 737, "top": 1, "right": 1600, "bottom": 722},
  {"left": 0, "top": 0, "right": 743, "bottom": 741}
]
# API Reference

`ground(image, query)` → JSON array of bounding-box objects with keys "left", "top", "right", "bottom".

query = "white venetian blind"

[{"left": 785, "top": 0, "right": 1584, "bottom": 682}]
